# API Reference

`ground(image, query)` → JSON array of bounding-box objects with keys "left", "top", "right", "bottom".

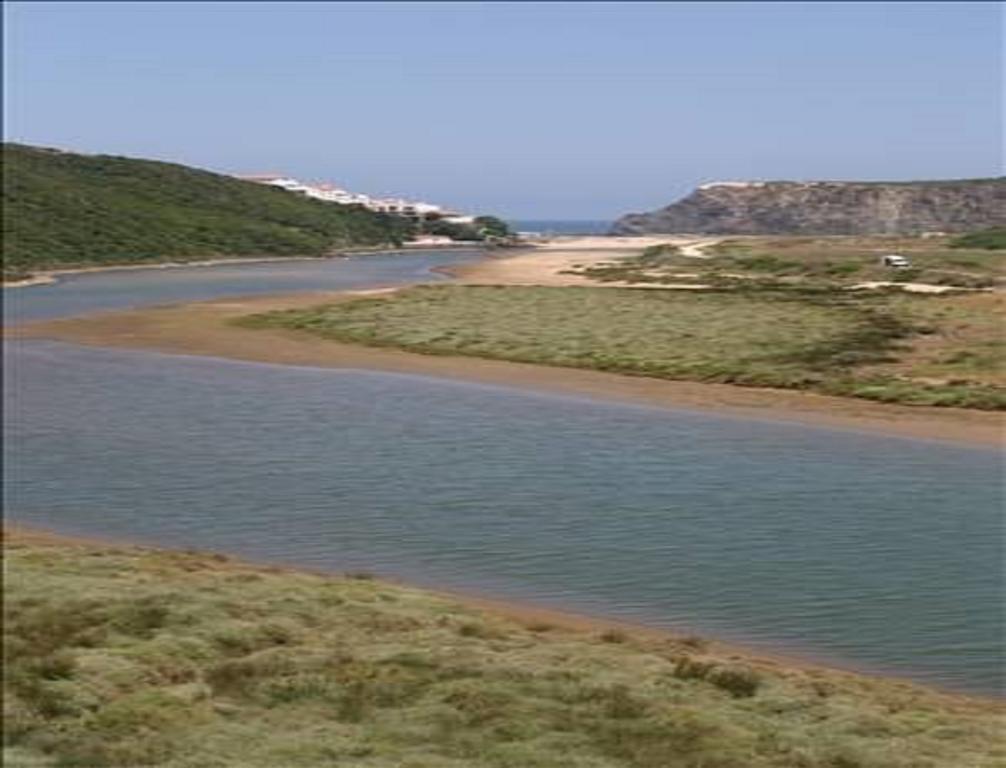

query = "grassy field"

[
  {"left": 5, "top": 530, "right": 1004, "bottom": 768},
  {"left": 239, "top": 283, "right": 1005, "bottom": 409},
  {"left": 950, "top": 228, "right": 1006, "bottom": 251},
  {"left": 571, "top": 236, "right": 1005, "bottom": 290}
]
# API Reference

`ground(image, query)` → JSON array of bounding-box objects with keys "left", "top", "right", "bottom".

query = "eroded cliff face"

[{"left": 612, "top": 179, "right": 1006, "bottom": 235}]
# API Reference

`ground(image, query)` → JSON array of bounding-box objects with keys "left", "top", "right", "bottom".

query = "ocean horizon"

[{"left": 508, "top": 219, "right": 612, "bottom": 235}]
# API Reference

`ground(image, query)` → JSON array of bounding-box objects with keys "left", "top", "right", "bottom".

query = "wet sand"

[{"left": 13, "top": 289, "right": 1003, "bottom": 447}]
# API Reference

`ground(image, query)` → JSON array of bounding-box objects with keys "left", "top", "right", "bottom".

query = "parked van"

[{"left": 881, "top": 254, "right": 912, "bottom": 269}]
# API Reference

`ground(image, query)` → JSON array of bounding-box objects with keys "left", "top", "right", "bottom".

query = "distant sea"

[{"left": 508, "top": 220, "right": 612, "bottom": 235}]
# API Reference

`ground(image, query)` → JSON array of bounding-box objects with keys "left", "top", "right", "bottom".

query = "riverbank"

[
  {"left": 2, "top": 243, "right": 483, "bottom": 289},
  {"left": 14, "top": 289, "right": 1001, "bottom": 446},
  {"left": 5, "top": 526, "right": 1003, "bottom": 768}
]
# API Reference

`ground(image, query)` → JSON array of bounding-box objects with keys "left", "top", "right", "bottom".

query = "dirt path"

[{"left": 679, "top": 239, "right": 721, "bottom": 258}]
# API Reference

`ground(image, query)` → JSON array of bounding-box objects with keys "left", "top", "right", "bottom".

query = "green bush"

[
  {"left": 707, "top": 666, "right": 761, "bottom": 698},
  {"left": 639, "top": 243, "right": 680, "bottom": 264},
  {"left": 731, "top": 255, "right": 803, "bottom": 274},
  {"left": 950, "top": 228, "right": 1006, "bottom": 250},
  {"left": 823, "top": 262, "right": 862, "bottom": 276},
  {"left": 673, "top": 656, "right": 715, "bottom": 681}
]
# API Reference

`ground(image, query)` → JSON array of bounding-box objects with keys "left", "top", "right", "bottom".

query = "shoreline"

[
  {"left": 6, "top": 245, "right": 1003, "bottom": 708},
  {"left": 13, "top": 288, "right": 1003, "bottom": 447},
  {"left": 1, "top": 242, "right": 486, "bottom": 289},
  {"left": 7, "top": 523, "right": 1001, "bottom": 707}
]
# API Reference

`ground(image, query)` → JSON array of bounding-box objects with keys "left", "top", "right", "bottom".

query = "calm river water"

[{"left": 4, "top": 252, "right": 1003, "bottom": 695}]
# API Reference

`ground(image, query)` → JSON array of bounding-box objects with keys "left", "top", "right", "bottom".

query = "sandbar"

[{"left": 13, "top": 288, "right": 1002, "bottom": 447}]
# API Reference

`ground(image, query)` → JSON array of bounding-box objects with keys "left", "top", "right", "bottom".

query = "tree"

[{"left": 473, "top": 215, "right": 510, "bottom": 238}]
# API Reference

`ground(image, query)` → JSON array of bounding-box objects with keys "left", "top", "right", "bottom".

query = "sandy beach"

[{"left": 451, "top": 235, "right": 711, "bottom": 287}]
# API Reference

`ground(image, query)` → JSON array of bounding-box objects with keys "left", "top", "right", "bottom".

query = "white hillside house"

[{"left": 235, "top": 174, "right": 458, "bottom": 221}]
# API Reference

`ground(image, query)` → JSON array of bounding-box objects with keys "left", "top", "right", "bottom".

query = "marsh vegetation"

[
  {"left": 241, "top": 280, "right": 1005, "bottom": 410},
  {"left": 5, "top": 532, "right": 1003, "bottom": 768}
]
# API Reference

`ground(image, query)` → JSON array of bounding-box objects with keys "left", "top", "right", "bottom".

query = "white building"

[
  {"left": 236, "top": 174, "right": 452, "bottom": 220},
  {"left": 409, "top": 234, "right": 455, "bottom": 246}
]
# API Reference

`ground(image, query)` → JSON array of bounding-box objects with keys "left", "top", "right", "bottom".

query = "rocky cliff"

[{"left": 611, "top": 179, "right": 1006, "bottom": 235}]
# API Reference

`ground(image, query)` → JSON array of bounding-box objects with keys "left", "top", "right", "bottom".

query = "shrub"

[
  {"left": 443, "top": 684, "right": 513, "bottom": 726},
  {"left": 638, "top": 244, "right": 680, "bottom": 264},
  {"left": 707, "top": 665, "right": 762, "bottom": 698},
  {"left": 599, "top": 628, "right": 628, "bottom": 644},
  {"left": 110, "top": 597, "right": 171, "bottom": 638},
  {"left": 890, "top": 268, "right": 922, "bottom": 283},
  {"left": 525, "top": 621, "right": 554, "bottom": 633},
  {"left": 673, "top": 657, "right": 715, "bottom": 681},
  {"left": 950, "top": 228, "right": 1006, "bottom": 250},
  {"left": 732, "top": 255, "right": 803, "bottom": 274},
  {"left": 600, "top": 684, "right": 650, "bottom": 719},
  {"left": 344, "top": 571, "right": 375, "bottom": 581},
  {"left": 823, "top": 262, "right": 862, "bottom": 276},
  {"left": 679, "top": 635, "right": 709, "bottom": 651},
  {"left": 457, "top": 622, "right": 492, "bottom": 638}
]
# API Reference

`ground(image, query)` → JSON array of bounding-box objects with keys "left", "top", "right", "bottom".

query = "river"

[{"left": 4, "top": 251, "right": 1002, "bottom": 695}]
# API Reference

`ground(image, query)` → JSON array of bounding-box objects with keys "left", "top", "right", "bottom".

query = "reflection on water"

[
  {"left": 3, "top": 250, "right": 484, "bottom": 324},
  {"left": 3, "top": 251, "right": 1004, "bottom": 694},
  {"left": 5, "top": 341, "right": 1002, "bottom": 694}
]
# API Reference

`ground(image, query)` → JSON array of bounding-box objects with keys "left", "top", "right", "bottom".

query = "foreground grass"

[
  {"left": 5, "top": 532, "right": 1004, "bottom": 768},
  {"left": 239, "top": 284, "right": 1006, "bottom": 409}
]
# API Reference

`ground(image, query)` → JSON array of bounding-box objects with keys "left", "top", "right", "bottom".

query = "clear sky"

[{"left": 4, "top": 2, "right": 1002, "bottom": 219}]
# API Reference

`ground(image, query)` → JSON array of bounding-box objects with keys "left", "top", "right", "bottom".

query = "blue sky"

[{"left": 4, "top": 2, "right": 1002, "bottom": 218}]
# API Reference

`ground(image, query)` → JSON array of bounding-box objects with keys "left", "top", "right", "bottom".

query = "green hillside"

[{"left": 2, "top": 143, "right": 413, "bottom": 278}]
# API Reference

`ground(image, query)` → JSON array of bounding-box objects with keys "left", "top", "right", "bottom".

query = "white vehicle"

[{"left": 881, "top": 254, "right": 912, "bottom": 269}]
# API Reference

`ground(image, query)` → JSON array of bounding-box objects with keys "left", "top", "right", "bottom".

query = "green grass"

[
  {"left": 239, "top": 284, "right": 1006, "bottom": 409},
  {"left": 950, "top": 229, "right": 1006, "bottom": 251},
  {"left": 576, "top": 236, "right": 1004, "bottom": 291},
  {"left": 2, "top": 143, "right": 414, "bottom": 278},
  {"left": 5, "top": 531, "right": 1004, "bottom": 768}
]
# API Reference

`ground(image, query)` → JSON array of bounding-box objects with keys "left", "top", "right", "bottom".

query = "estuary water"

[
  {"left": 509, "top": 219, "right": 612, "bottom": 235},
  {"left": 4, "top": 252, "right": 1003, "bottom": 695}
]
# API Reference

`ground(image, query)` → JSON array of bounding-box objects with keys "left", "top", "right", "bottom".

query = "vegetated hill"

[
  {"left": 2, "top": 143, "right": 413, "bottom": 277},
  {"left": 612, "top": 179, "right": 1006, "bottom": 236}
]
